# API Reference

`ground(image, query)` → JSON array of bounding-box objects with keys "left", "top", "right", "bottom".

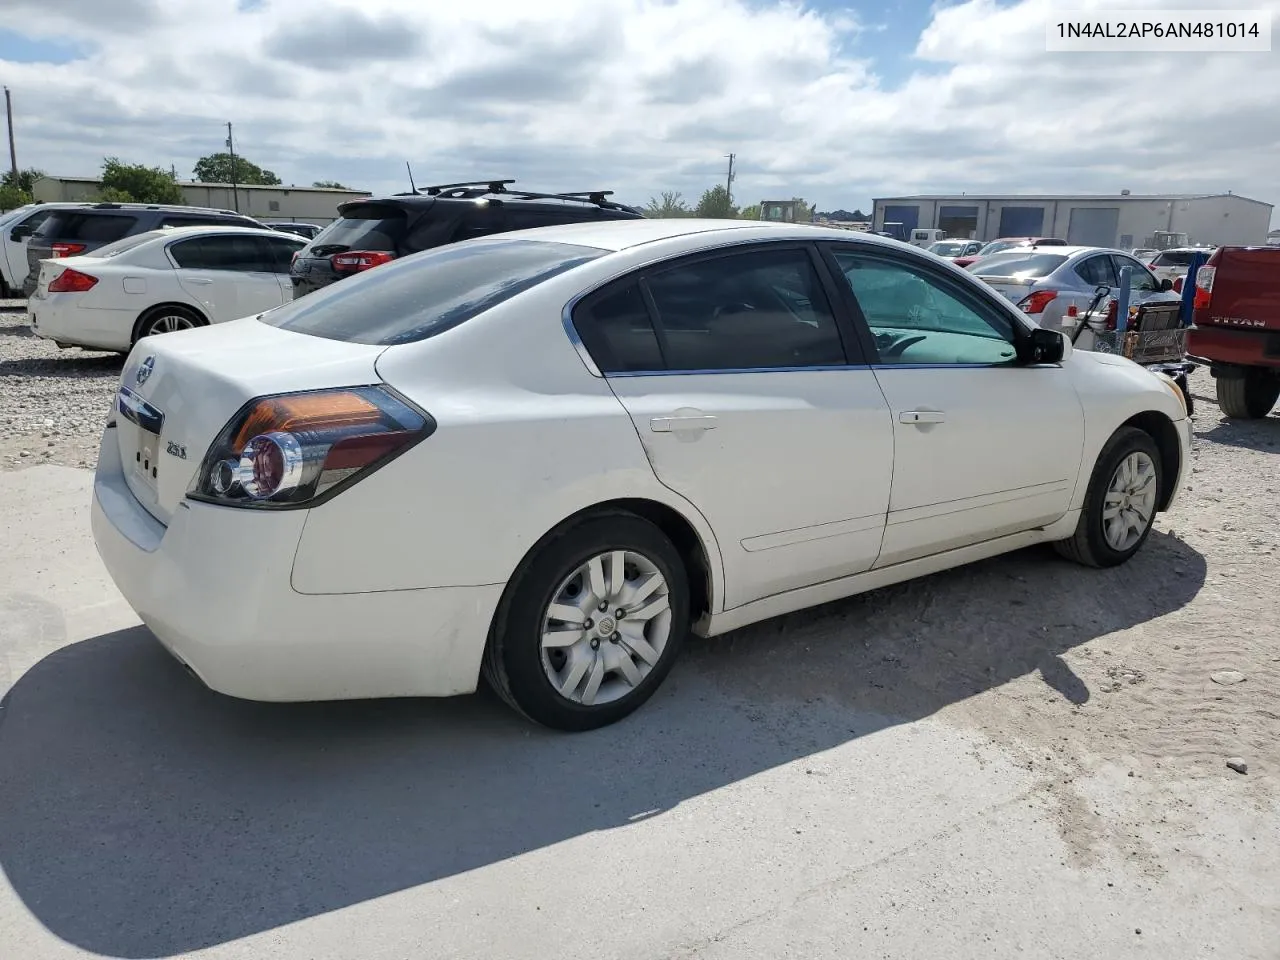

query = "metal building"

[
  {"left": 32, "top": 177, "right": 371, "bottom": 225},
  {"left": 871, "top": 192, "right": 1272, "bottom": 248}
]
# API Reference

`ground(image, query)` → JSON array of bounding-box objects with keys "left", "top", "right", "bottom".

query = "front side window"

[
  {"left": 643, "top": 247, "right": 846, "bottom": 371},
  {"left": 829, "top": 248, "right": 1018, "bottom": 366},
  {"left": 1112, "top": 256, "right": 1159, "bottom": 292}
]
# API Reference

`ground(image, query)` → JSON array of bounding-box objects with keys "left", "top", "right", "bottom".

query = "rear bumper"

[
  {"left": 1186, "top": 325, "right": 1280, "bottom": 371},
  {"left": 28, "top": 297, "right": 134, "bottom": 352},
  {"left": 91, "top": 426, "right": 503, "bottom": 702}
]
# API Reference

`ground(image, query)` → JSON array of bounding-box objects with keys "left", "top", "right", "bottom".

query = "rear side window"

[
  {"left": 968, "top": 252, "right": 1068, "bottom": 278},
  {"left": 261, "top": 239, "right": 605, "bottom": 345},
  {"left": 35, "top": 213, "right": 137, "bottom": 243},
  {"left": 308, "top": 205, "right": 405, "bottom": 254},
  {"left": 573, "top": 282, "right": 664, "bottom": 373},
  {"left": 169, "top": 235, "right": 272, "bottom": 271}
]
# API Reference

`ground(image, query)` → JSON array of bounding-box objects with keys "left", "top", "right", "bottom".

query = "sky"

[{"left": 0, "top": 0, "right": 1277, "bottom": 220}]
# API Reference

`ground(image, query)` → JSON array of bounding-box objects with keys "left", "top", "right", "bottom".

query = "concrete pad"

[{"left": 0, "top": 466, "right": 1276, "bottom": 959}]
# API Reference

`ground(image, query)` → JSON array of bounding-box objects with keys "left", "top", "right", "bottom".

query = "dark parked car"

[
  {"left": 265, "top": 221, "right": 323, "bottom": 240},
  {"left": 22, "top": 202, "right": 264, "bottom": 295},
  {"left": 289, "top": 180, "right": 644, "bottom": 297}
]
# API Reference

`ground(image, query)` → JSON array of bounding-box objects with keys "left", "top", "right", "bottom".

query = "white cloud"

[{"left": 2, "top": 0, "right": 1277, "bottom": 220}]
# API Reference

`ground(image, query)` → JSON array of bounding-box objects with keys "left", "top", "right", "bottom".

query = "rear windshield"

[
  {"left": 1151, "top": 250, "right": 1199, "bottom": 266},
  {"left": 306, "top": 204, "right": 406, "bottom": 256},
  {"left": 967, "top": 252, "right": 1068, "bottom": 278},
  {"left": 88, "top": 231, "right": 167, "bottom": 258},
  {"left": 928, "top": 241, "right": 967, "bottom": 256},
  {"left": 261, "top": 239, "right": 605, "bottom": 345},
  {"left": 33, "top": 212, "right": 138, "bottom": 244}
]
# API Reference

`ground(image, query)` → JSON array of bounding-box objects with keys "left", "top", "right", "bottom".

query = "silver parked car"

[{"left": 965, "top": 245, "right": 1180, "bottom": 339}]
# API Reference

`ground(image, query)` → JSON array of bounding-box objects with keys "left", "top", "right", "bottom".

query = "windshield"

[
  {"left": 967, "top": 252, "right": 1068, "bottom": 278},
  {"left": 261, "top": 238, "right": 605, "bottom": 345},
  {"left": 927, "top": 241, "right": 967, "bottom": 256},
  {"left": 977, "top": 239, "right": 1028, "bottom": 257}
]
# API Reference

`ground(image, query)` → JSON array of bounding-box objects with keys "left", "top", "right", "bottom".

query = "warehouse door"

[
  {"left": 938, "top": 205, "right": 979, "bottom": 239},
  {"left": 1066, "top": 207, "right": 1120, "bottom": 247},
  {"left": 998, "top": 206, "right": 1046, "bottom": 238}
]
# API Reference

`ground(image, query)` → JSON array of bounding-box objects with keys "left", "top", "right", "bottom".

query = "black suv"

[
  {"left": 289, "top": 180, "right": 644, "bottom": 297},
  {"left": 22, "top": 202, "right": 264, "bottom": 295}
]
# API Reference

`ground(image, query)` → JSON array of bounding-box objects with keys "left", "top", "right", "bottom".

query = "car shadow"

[
  {"left": 1199, "top": 416, "right": 1280, "bottom": 452},
  {"left": 0, "top": 531, "right": 1205, "bottom": 958},
  {"left": 0, "top": 353, "right": 123, "bottom": 377}
]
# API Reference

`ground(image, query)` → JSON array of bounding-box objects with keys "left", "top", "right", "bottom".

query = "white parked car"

[
  {"left": 0, "top": 202, "right": 91, "bottom": 298},
  {"left": 27, "top": 226, "right": 307, "bottom": 352},
  {"left": 91, "top": 220, "right": 1192, "bottom": 730},
  {"left": 1148, "top": 247, "right": 1214, "bottom": 285}
]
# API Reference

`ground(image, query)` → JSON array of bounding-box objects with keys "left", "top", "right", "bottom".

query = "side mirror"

[
  {"left": 1022, "top": 327, "right": 1067, "bottom": 365},
  {"left": 10, "top": 225, "right": 32, "bottom": 242},
  {"left": 1159, "top": 278, "right": 1174, "bottom": 291}
]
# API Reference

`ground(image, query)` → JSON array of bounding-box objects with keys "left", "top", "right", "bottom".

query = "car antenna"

[{"left": 406, "top": 161, "right": 417, "bottom": 193}]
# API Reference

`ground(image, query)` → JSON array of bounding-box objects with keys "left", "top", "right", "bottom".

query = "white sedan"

[
  {"left": 27, "top": 225, "right": 307, "bottom": 352},
  {"left": 91, "top": 219, "right": 1192, "bottom": 730}
]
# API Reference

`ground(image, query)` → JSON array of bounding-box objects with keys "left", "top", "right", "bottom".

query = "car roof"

[
  {"left": 116, "top": 225, "right": 301, "bottom": 245},
  {"left": 481, "top": 218, "right": 901, "bottom": 253}
]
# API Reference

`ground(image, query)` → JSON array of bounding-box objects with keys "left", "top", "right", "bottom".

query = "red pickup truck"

[{"left": 1188, "top": 246, "right": 1280, "bottom": 419}]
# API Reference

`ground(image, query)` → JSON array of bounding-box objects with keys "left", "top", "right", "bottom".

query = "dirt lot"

[{"left": 1, "top": 301, "right": 1277, "bottom": 957}]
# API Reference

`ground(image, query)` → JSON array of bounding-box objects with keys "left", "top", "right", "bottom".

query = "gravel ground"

[{"left": 0, "top": 302, "right": 120, "bottom": 469}]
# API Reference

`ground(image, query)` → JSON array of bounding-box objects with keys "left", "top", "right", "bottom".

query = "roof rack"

[{"left": 421, "top": 179, "right": 516, "bottom": 196}]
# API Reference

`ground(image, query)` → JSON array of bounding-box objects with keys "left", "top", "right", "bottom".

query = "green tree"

[
  {"left": 194, "top": 152, "right": 281, "bottom": 185},
  {"left": 738, "top": 203, "right": 761, "bottom": 221},
  {"left": 0, "top": 167, "right": 46, "bottom": 210},
  {"left": 643, "top": 190, "right": 691, "bottom": 218},
  {"left": 312, "top": 179, "right": 348, "bottom": 189},
  {"left": 791, "top": 197, "right": 815, "bottom": 222},
  {"left": 695, "top": 185, "right": 738, "bottom": 219},
  {"left": 100, "top": 157, "right": 185, "bottom": 204}
]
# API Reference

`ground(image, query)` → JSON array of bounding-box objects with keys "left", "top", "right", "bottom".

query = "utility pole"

[
  {"left": 225, "top": 121, "right": 239, "bottom": 211},
  {"left": 724, "top": 153, "right": 736, "bottom": 205},
  {"left": 4, "top": 87, "right": 17, "bottom": 181}
]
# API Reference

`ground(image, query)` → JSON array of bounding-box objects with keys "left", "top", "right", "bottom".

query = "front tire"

[
  {"left": 1054, "top": 426, "right": 1162, "bottom": 568},
  {"left": 1216, "top": 369, "right": 1280, "bottom": 419},
  {"left": 483, "top": 513, "right": 690, "bottom": 731}
]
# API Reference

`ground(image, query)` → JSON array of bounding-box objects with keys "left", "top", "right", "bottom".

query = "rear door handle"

[
  {"left": 650, "top": 415, "right": 718, "bottom": 433},
  {"left": 899, "top": 410, "right": 946, "bottom": 424},
  {"left": 185, "top": 277, "right": 213, "bottom": 285}
]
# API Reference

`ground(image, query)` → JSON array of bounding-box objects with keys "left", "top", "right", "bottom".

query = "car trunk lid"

[{"left": 114, "top": 318, "right": 386, "bottom": 525}]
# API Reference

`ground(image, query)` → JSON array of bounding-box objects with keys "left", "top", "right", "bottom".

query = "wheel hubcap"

[
  {"left": 540, "top": 550, "right": 672, "bottom": 707},
  {"left": 150, "top": 314, "right": 194, "bottom": 335},
  {"left": 1102, "top": 451, "right": 1157, "bottom": 551}
]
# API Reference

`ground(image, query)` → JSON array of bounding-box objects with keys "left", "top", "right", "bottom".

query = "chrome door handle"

[
  {"left": 899, "top": 410, "right": 946, "bottom": 424},
  {"left": 186, "top": 277, "right": 213, "bottom": 285},
  {"left": 650, "top": 415, "right": 718, "bottom": 433}
]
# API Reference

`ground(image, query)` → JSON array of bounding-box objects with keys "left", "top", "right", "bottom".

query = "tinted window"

[
  {"left": 35, "top": 212, "right": 137, "bottom": 243},
  {"left": 263, "top": 236, "right": 305, "bottom": 272},
  {"left": 830, "top": 249, "right": 1016, "bottom": 366},
  {"left": 262, "top": 239, "right": 604, "bottom": 345},
  {"left": 573, "top": 282, "right": 664, "bottom": 373},
  {"left": 308, "top": 205, "right": 405, "bottom": 254},
  {"left": 18, "top": 209, "right": 53, "bottom": 232},
  {"left": 968, "top": 252, "right": 1068, "bottom": 278},
  {"left": 169, "top": 235, "right": 271, "bottom": 271},
  {"left": 644, "top": 247, "right": 845, "bottom": 371},
  {"left": 1075, "top": 255, "right": 1117, "bottom": 287}
]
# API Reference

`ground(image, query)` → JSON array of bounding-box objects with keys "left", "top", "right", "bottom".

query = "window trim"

[
  {"left": 564, "top": 240, "right": 865, "bottom": 378},
  {"left": 817, "top": 240, "right": 1035, "bottom": 369}
]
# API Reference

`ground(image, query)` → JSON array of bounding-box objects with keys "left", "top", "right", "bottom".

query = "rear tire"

[
  {"left": 1216, "top": 370, "right": 1280, "bottom": 419},
  {"left": 1054, "top": 426, "right": 1162, "bottom": 568},
  {"left": 132, "top": 304, "right": 206, "bottom": 346},
  {"left": 483, "top": 512, "right": 690, "bottom": 731}
]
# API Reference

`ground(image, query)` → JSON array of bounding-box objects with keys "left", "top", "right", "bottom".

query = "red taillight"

[
  {"left": 51, "top": 242, "right": 86, "bottom": 258},
  {"left": 1104, "top": 299, "right": 1118, "bottom": 331},
  {"left": 47, "top": 267, "right": 99, "bottom": 293},
  {"left": 189, "top": 386, "right": 433, "bottom": 508},
  {"left": 1193, "top": 264, "right": 1215, "bottom": 310},
  {"left": 1018, "top": 289, "right": 1058, "bottom": 315},
  {"left": 330, "top": 250, "right": 395, "bottom": 274}
]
